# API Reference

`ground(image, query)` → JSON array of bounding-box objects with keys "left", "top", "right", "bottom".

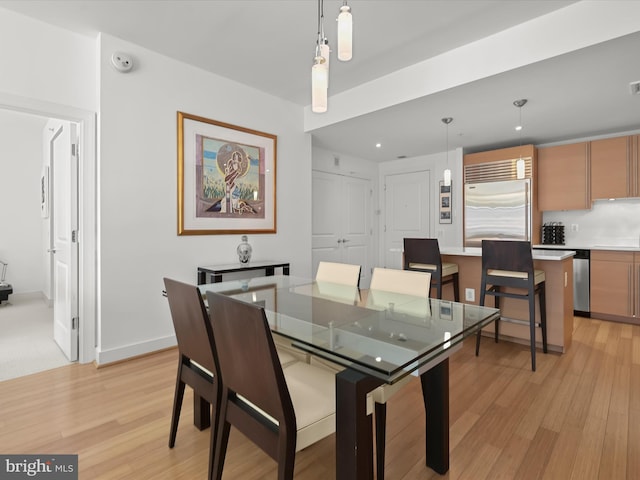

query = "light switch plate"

[{"left": 465, "top": 288, "right": 475, "bottom": 302}]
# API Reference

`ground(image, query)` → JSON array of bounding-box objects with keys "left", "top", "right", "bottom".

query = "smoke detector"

[
  {"left": 630, "top": 80, "right": 640, "bottom": 95},
  {"left": 111, "top": 52, "right": 133, "bottom": 73}
]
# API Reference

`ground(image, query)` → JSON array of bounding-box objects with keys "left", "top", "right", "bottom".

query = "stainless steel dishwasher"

[{"left": 573, "top": 249, "right": 590, "bottom": 317}]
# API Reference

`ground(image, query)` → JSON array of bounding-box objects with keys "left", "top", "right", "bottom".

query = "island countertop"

[
  {"left": 440, "top": 246, "right": 575, "bottom": 261},
  {"left": 440, "top": 248, "right": 574, "bottom": 352}
]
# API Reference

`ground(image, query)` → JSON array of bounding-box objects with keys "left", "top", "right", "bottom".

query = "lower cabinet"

[{"left": 591, "top": 250, "right": 640, "bottom": 322}]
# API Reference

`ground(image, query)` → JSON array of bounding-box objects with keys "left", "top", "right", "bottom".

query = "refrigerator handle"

[{"left": 525, "top": 180, "right": 530, "bottom": 241}]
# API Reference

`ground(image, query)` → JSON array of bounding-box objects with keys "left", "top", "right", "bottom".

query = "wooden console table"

[{"left": 197, "top": 261, "right": 290, "bottom": 285}]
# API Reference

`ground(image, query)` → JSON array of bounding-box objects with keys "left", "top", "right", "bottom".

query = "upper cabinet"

[
  {"left": 538, "top": 142, "right": 589, "bottom": 211},
  {"left": 591, "top": 136, "right": 634, "bottom": 199},
  {"left": 537, "top": 134, "right": 640, "bottom": 211}
]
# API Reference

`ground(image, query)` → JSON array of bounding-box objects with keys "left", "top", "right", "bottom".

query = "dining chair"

[
  {"left": 368, "top": 267, "right": 432, "bottom": 480},
  {"left": 476, "top": 240, "right": 548, "bottom": 371},
  {"left": 315, "top": 260, "right": 361, "bottom": 286},
  {"left": 205, "top": 291, "right": 336, "bottom": 480},
  {"left": 163, "top": 278, "right": 221, "bottom": 480},
  {"left": 403, "top": 238, "right": 460, "bottom": 301},
  {"left": 276, "top": 260, "right": 362, "bottom": 364}
]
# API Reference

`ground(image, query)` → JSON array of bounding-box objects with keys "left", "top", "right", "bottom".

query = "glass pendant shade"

[
  {"left": 442, "top": 117, "right": 453, "bottom": 187},
  {"left": 320, "top": 42, "right": 330, "bottom": 70},
  {"left": 337, "top": 5, "right": 352, "bottom": 61},
  {"left": 443, "top": 168, "right": 452, "bottom": 187},
  {"left": 311, "top": 57, "right": 328, "bottom": 113}
]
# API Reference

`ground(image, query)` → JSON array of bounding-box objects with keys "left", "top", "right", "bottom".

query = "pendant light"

[
  {"left": 337, "top": 1, "right": 353, "bottom": 61},
  {"left": 513, "top": 99, "right": 527, "bottom": 179},
  {"left": 442, "top": 117, "right": 453, "bottom": 187},
  {"left": 311, "top": 0, "right": 329, "bottom": 113}
]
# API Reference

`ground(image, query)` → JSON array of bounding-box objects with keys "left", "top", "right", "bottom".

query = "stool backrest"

[
  {"left": 403, "top": 238, "right": 442, "bottom": 275},
  {"left": 481, "top": 240, "right": 534, "bottom": 279}
]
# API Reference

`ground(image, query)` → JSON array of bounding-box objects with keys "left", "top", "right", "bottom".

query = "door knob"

[{"left": 47, "top": 248, "right": 57, "bottom": 254}]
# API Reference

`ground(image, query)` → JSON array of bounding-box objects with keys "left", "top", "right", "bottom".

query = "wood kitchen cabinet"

[
  {"left": 590, "top": 250, "right": 640, "bottom": 323},
  {"left": 538, "top": 142, "right": 589, "bottom": 210},
  {"left": 590, "top": 136, "right": 635, "bottom": 199}
]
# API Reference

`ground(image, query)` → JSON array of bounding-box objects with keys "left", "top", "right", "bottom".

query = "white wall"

[
  {"left": 0, "top": 8, "right": 96, "bottom": 111},
  {"left": 96, "top": 34, "right": 312, "bottom": 363},
  {"left": 0, "top": 110, "right": 48, "bottom": 294},
  {"left": 0, "top": 8, "right": 313, "bottom": 365},
  {"left": 378, "top": 147, "right": 464, "bottom": 262}
]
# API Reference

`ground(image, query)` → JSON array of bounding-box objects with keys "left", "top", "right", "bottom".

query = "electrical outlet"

[
  {"left": 571, "top": 224, "right": 579, "bottom": 232},
  {"left": 465, "top": 288, "right": 475, "bottom": 302}
]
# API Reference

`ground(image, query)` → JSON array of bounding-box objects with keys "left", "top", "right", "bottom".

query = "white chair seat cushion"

[
  {"left": 408, "top": 262, "right": 437, "bottom": 271},
  {"left": 276, "top": 349, "right": 300, "bottom": 367},
  {"left": 273, "top": 335, "right": 311, "bottom": 365},
  {"left": 487, "top": 269, "right": 545, "bottom": 284},
  {"left": 442, "top": 262, "right": 459, "bottom": 277},
  {"left": 284, "top": 361, "right": 336, "bottom": 451},
  {"left": 408, "top": 262, "right": 458, "bottom": 277},
  {"left": 367, "top": 376, "right": 413, "bottom": 414}
]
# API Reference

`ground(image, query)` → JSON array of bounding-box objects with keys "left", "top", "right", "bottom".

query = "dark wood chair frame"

[
  {"left": 206, "top": 291, "right": 299, "bottom": 480},
  {"left": 163, "top": 278, "right": 222, "bottom": 480},
  {"left": 403, "top": 237, "right": 460, "bottom": 302},
  {"left": 475, "top": 240, "right": 548, "bottom": 371}
]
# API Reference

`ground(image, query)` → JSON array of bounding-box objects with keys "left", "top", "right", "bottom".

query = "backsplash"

[{"left": 542, "top": 198, "right": 640, "bottom": 247}]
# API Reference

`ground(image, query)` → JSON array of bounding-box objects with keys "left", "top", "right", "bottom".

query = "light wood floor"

[{"left": 1, "top": 315, "right": 638, "bottom": 479}]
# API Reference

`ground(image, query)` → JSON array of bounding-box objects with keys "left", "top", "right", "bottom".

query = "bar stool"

[
  {"left": 475, "top": 240, "right": 548, "bottom": 371},
  {"left": 403, "top": 238, "right": 460, "bottom": 301}
]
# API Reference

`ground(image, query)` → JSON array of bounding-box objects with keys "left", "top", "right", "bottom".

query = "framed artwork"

[
  {"left": 439, "top": 181, "right": 452, "bottom": 224},
  {"left": 40, "top": 166, "right": 49, "bottom": 219},
  {"left": 177, "top": 111, "right": 277, "bottom": 235}
]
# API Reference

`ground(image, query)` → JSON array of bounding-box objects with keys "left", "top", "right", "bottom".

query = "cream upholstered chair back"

[
  {"left": 366, "top": 266, "right": 432, "bottom": 480},
  {"left": 369, "top": 267, "right": 431, "bottom": 297},
  {"left": 315, "top": 261, "right": 361, "bottom": 287}
]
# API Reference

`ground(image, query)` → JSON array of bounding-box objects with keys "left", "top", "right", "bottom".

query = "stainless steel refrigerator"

[{"left": 464, "top": 179, "right": 531, "bottom": 247}]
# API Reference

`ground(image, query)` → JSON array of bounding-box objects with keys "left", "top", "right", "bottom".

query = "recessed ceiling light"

[{"left": 375, "top": 143, "right": 381, "bottom": 148}]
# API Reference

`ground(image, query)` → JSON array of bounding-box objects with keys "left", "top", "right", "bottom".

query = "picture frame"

[
  {"left": 40, "top": 166, "right": 49, "bottom": 219},
  {"left": 177, "top": 111, "right": 277, "bottom": 235},
  {"left": 439, "top": 181, "right": 452, "bottom": 224}
]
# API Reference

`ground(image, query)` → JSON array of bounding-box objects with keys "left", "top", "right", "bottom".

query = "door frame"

[{"left": 0, "top": 92, "right": 97, "bottom": 364}]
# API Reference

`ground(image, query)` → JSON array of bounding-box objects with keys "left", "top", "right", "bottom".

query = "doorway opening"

[{"left": 0, "top": 93, "right": 97, "bottom": 377}]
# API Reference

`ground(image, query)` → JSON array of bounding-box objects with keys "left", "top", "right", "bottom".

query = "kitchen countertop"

[
  {"left": 441, "top": 247, "right": 575, "bottom": 261},
  {"left": 533, "top": 244, "right": 640, "bottom": 252}
]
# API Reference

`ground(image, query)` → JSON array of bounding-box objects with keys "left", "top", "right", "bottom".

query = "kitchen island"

[{"left": 439, "top": 247, "right": 575, "bottom": 352}]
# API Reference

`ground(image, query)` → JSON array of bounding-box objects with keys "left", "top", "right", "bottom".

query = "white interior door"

[
  {"left": 49, "top": 121, "right": 79, "bottom": 361},
  {"left": 383, "top": 171, "right": 431, "bottom": 268},
  {"left": 312, "top": 171, "right": 372, "bottom": 286}
]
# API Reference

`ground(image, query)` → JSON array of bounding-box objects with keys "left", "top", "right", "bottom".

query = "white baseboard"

[
  {"left": 96, "top": 334, "right": 177, "bottom": 365},
  {"left": 7, "top": 291, "right": 50, "bottom": 304}
]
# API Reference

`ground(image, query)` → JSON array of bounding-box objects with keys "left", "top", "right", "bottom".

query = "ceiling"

[{"left": 1, "top": 0, "right": 639, "bottom": 161}]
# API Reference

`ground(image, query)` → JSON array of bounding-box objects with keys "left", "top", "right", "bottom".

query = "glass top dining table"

[{"left": 199, "top": 275, "right": 500, "bottom": 478}]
